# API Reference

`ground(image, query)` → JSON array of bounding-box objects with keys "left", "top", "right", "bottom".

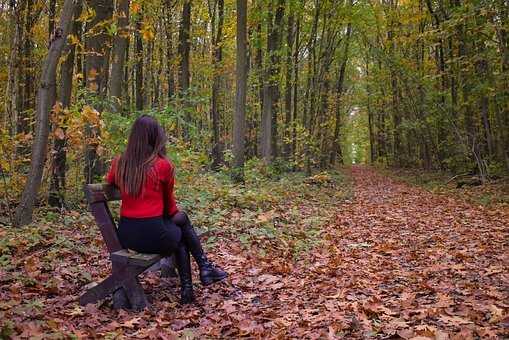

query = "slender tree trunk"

[
  {"left": 210, "top": 0, "right": 224, "bottom": 169},
  {"left": 178, "top": 0, "right": 192, "bottom": 138},
  {"left": 48, "top": 0, "right": 83, "bottom": 208},
  {"left": 48, "top": 0, "right": 56, "bottom": 40},
  {"left": 135, "top": 13, "right": 144, "bottom": 110},
  {"left": 330, "top": 23, "right": 352, "bottom": 166},
  {"left": 291, "top": 18, "right": 300, "bottom": 167},
  {"left": 233, "top": 0, "right": 247, "bottom": 177},
  {"left": 14, "top": 0, "right": 77, "bottom": 226},
  {"left": 163, "top": 1, "right": 177, "bottom": 103},
  {"left": 254, "top": 14, "right": 263, "bottom": 158},
  {"left": 84, "top": 0, "right": 113, "bottom": 183},
  {"left": 283, "top": 12, "right": 294, "bottom": 160},
  {"left": 5, "top": 1, "right": 26, "bottom": 135},
  {"left": 110, "top": 0, "right": 130, "bottom": 112},
  {"left": 17, "top": 0, "right": 39, "bottom": 139}
]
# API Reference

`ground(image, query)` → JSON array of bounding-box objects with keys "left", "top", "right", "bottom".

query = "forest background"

[{"left": 0, "top": 0, "right": 508, "bottom": 224}]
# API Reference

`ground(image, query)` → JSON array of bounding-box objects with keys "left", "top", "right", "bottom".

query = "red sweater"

[{"left": 106, "top": 156, "right": 179, "bottom": 218}]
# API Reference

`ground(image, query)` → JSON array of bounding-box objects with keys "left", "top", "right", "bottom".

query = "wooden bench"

[{"left": 79, "top": 183, "right": 176, "bottom": 310}]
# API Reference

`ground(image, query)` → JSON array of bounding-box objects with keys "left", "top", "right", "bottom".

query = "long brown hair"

[{"left": 116, "top": 115, "right": 167, "bottom": 197}]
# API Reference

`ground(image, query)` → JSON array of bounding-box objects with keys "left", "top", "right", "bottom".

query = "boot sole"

[{"left": 201, "top": 274, "right": 227, "bottom": 286}]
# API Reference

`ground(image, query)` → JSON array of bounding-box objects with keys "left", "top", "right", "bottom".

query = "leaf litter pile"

[{"left": 1, "top": 166, "right": 508, "bottom": 338}]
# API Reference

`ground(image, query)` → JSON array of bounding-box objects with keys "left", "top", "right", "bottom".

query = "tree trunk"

[
  {"left": 178, "top": 0, "right": 192, "bottom": 138},
  {"left": 260, "top": 0, "right": 284, "bottom": 163},
  {"left": 210, "top": 0, "right": 224, "bottom": 170},
  {"left": 283, "top": 12, "right": 294, "bottom": 160},
  {"left": 233, "top": 0, "right": 247, "bottom": 178},
  {"left": 4, "top": 1, "right": 26, "bottom": 135},
  {"left": 291, "top": 18, "right": 300, "bottom": 167},
  {"left": 110, "top": 0, "right": 130, "bottom": 112},
  {"left": 84, "top": 0, "right": 114, "bottom": 184},
  {"left": 330, "top": 23, "right": 352, "bottom": 166},
  {"left": 163, "top": 1, "right": 177, "bottom": 103},
  {"left": 17, "top": 0, "right": 40, "bottom": 140},
  {"left": 48, "top": 0, "right": 83, "bottom": 208},
  {"left": 14, "top": 0, "right": 77, "bottom": 226},
  {"left": 135, "top": 13, "right": 144, "bottom": 110}
]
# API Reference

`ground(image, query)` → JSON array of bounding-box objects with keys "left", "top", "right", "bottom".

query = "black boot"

[
  {"left": 174, "top": 243, "right": 195, "bottom": 304},
  {"left": 177, "top": 215, "right": 228, "bottom": 285}
]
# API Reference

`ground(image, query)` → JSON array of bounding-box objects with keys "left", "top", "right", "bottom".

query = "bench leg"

[
  {"left": 160, "top": 255, "right": 178, "bottom": 278},
  {"left": 80, "top": 274, "right": 123, "bottom": 306},
  {"left": 122, "top": 278, "right": 149, "bottom": 311},
  {"left": 80, "top": 264, "right": 148, "bottom": 310},
  {"left": 113, "top": 288, "right": 130, "bottom": 310}
]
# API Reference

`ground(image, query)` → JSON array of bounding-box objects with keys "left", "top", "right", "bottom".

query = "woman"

[{"left": 106, "top": 115, "right": 227, "bottom": 304}]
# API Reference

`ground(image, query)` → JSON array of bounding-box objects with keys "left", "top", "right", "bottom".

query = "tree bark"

[
  {"left": 178, "top": 0, "right": 192, "bottom": 138},
  {"left": 260, "top": 0, "right": 284, "bottom": 163},
  {"left": 233, "top": 0, "right": 247, "bottom": 177},
  {"left": 4, "top": 0, "right": 26, "bottom": 135},
  {"left": 135, "top": 12, "right": 144, "bottom": 110},
  {"left": 14, "top": 0, "right": 77, "bottom": 226},
  {"left": 48, "top": 0, "right": 83, "bottom": 208},
  {"left": 110, "top": 0, "right": 130, "bottom": 112},
  {"left": 283, "top": 12, "right": 294, "bottom": 160},
  {"left": 209, "top": 0, "right": 224, "bottom": 170},
  {"left": 163, "top": 1, "right": 177, "bottom": 103},
  {"left": 84, "top": 0, "right": 114, "bottom": 184},
  {"left": 330, "top": 23, "right": 352, "bottom": 166}
]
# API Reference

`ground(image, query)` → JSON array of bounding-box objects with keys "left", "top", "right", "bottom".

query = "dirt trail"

[
  {"left": 193, "top": 166, "right": 508, "bottom": 338},
  {"left": 310, "top": 166, "right": 508, "bottom": 338}
]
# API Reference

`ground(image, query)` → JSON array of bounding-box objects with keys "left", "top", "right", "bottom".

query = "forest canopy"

[{"left": 0, "top": 0, "right": 508, "bottom": 226}]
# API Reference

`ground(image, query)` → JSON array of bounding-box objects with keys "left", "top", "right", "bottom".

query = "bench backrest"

[{"left": 84, "top": 183, "right": 123, "bottom": 253}]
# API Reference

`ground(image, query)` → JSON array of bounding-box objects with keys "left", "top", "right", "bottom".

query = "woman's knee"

[{"left": 172, "top": 211, "right": 190, "bottom": 226}]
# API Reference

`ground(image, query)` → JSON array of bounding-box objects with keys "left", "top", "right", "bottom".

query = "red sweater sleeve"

[{"left": 161, "top": 160, "right": 179, "bottom": 217}]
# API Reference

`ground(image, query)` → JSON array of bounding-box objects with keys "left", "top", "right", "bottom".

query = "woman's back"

[{"left": 106, "top": 156, "right": 178, "bottom": 218}]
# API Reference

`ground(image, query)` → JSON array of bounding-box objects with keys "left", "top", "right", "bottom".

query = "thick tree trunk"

[
  {"left": 260, "top": 0, "right": 284, "bottom": 163},
  {"left": 14, "top": 0, "right": 77, "bottom": 226},
  {"left": 233, "top": 0, "right": 247, "bottom": 177},
  {"left": 110, "top": 0, "right": 130, "bottom": 112}
]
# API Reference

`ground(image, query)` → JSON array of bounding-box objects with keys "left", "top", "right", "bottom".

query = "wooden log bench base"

[{"left": 79, "top": 183, "right": 179, "bottom": 311}]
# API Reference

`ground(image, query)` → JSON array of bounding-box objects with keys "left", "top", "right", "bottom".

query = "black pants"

[{"left": 118, "top": 216, "right": 182, "bottom": 255}]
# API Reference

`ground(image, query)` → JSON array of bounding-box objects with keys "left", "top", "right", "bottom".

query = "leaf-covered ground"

[{"left": 1, "top": 166, "right": 508, "bottom": 339}]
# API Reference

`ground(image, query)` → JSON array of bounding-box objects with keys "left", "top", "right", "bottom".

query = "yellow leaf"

[{"left": 82, "top": 105, "right": 100, "bottom": 125}]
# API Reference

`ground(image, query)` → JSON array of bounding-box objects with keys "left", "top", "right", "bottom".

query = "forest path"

[
  {"left": 188, "top": 166, "right": 508, "bottom": 338},
  {"left": 305, "top": 165, "right": 508, "bottom": 338}
]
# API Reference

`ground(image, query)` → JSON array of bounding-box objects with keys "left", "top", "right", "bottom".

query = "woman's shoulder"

[{"left": 155, "top": 156, "right": 175, "bottom": 173}]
